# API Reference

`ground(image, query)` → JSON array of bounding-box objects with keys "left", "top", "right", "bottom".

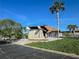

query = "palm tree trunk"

[{"left": 56, "top": 12, "right": 60, "bottom": 38}]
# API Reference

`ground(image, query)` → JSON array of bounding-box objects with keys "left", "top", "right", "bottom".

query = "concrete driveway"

[{"left": 0, "top": 44, "right": 79, "bottom": 59}]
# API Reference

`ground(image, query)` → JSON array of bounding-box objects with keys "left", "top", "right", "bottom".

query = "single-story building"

[
  {"left": 27, "top": 25, "right": 62, "bottom": 40},
  {"left": 74, "top": 30, "right": 79, "bottom": 37}
]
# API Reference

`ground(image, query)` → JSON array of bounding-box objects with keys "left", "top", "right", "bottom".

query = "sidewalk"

[
  {"left": 13, "top": 39, "right": 32, "bottom": 45},
  {"left": 13, "top": 38, "right": 63, "bottom": 45}
]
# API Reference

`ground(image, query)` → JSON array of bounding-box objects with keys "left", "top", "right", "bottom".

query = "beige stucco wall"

[
  {"left": 28, "top": 30, "right": 45, "bottom": 39},
  {"left": 73, "top": 32, "right": 79, "bottom": 37}
]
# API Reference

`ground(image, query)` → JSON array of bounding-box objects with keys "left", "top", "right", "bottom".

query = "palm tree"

[
  {"left": 67, "top": 24, "right": 78, "bottom": 36},
  {"left": 49, "top": 0, "right": 64, "bottom": 38}
]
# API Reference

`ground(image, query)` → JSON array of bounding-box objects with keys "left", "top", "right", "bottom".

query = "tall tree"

[
  {"left": 49, "top": 0, "right": 64, "bottom": 38},
  {"left": 67, "top": 24, "right": 78, "bottom": 36}
]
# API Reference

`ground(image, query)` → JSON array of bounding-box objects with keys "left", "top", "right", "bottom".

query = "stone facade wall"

[{"left": 28, "top": 29, "right": 45, "bottom": 39}]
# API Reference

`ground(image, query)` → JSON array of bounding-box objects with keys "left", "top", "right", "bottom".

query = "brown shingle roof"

[
  {"left": 29, "top": 25, "right": 58, "bottom": 32},
  {"left": 44, "top": 26, "right": 58, "bottom": 32}
]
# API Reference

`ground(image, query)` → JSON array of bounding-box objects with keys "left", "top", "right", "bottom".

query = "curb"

[{"left": 22, "top": 45, "right": 79, "bottom": 58}]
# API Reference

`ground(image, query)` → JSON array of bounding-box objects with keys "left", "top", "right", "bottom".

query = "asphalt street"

[{"left": 0, "top": 44, "right": 79, "bottom": 59}]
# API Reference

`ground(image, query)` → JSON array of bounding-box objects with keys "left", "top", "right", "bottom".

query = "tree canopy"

[
  {"left": 0, "top": 19, "right": 23, "bottom": 40},
  {"left": 49, "top": 1, "right": 64, "bottom": 13},
  {"left": 67, "top": 24, "right": 78, "bottom": 32}
]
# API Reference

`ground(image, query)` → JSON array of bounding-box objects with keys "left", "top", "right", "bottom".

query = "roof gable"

[{"left": 28, "top": 25, "right": 58, "bottom": 32}]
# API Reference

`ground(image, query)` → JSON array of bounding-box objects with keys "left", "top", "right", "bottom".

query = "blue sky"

[{"left": 0, "top": 0, "right": 79, "bottom": 31}]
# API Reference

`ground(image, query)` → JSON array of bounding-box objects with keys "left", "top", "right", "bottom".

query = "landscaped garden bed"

[{"left": 26, "top": 37, "right": 79, "bottom": 55}]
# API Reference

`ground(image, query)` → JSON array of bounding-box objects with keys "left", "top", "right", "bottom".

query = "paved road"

[{"left": 0, "top": 44, "right": 79, "bottom": 59}]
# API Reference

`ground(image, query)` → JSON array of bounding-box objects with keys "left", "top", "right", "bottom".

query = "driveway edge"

[{"left": 23, "top": 45, "right": 79, "bottom": 58}]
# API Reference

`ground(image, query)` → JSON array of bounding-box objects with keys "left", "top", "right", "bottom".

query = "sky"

[{"left": 0, "top": 0, "right": 79, "bottom": 31}]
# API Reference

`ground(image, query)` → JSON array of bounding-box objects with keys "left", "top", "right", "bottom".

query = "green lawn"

[{"left": 26, "top": 38, "right": 79, "bottom": 55}]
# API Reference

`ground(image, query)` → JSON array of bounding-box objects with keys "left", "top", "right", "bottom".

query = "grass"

[{"left": 26, "top": 37, "right": 79, "bottom": 55}]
